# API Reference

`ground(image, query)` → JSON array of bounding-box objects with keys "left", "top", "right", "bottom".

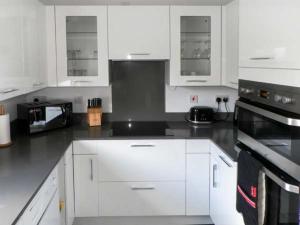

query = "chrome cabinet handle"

[
  {"left": 0, "top": 88, "right": 18, "bottom": 94},
  {"left": 249, "top": 57, "right": 273, "bottom": 60},
  {"left": 219, "top": 155, "right": 232, "bottom": 168},
  {"left": 72, "top": 80, "right": 92, "bottom": 83},
  {"left": 90, "top": 159, "right": 93, "bottom": 181},
  {"left": 131, "top": 186, "right": 155, "bottom": 190},
  {"left": 186, "top": 80, "right": 207, "bottom": 83},
  {"left": 213, "top": 164, "right": 217, "bottom": 188},
  {"left": 129, "top": 53, "right": 151, "bottom": 56},
  {"left": 236, "top": 100, "right": 300, "bottom": 127},
  {"left": 130, "top": 144, "right": 155, "bottom": 148}
]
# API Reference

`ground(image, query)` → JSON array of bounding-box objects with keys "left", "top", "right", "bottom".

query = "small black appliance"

[
  {"left": 17, "top": 100, "right": 72, "bottom": 134},
  {"left": 186, "top": 106, "right": 214, "bottom": 124}
]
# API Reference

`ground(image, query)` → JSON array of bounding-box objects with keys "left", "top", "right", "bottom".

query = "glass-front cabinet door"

[
  {"left": 170, "top": 6, "right": 221, "bottom": 86},
  {"left": 56, "top": 6, "right": 109, "bottom": 86}
]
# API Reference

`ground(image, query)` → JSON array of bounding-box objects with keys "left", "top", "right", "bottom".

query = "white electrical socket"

[
  {"left": 74, "top": 96, "right": 83, "bottom": 105},
  {"left": 190, "top": 95, "right": 198, "bottom": 103}
]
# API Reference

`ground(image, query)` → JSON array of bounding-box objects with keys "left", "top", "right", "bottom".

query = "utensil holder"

[
  {"left": 0, "top": 114, "right": 11, "bottom": 148},
  {"left": 87, "top": 107, "right": 102, "bottom": 127}
]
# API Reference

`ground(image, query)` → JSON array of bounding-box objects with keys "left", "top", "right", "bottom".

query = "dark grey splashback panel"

[{"left": 111, "top": 61, "right": 166, "bottom": 121}]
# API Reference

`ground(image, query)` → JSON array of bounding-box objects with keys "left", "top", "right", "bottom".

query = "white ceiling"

[{"left": 40, "top": 0, "right": 234, "bottom": 6}]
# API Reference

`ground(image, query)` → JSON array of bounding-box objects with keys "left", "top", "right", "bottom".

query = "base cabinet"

[
  {"left": 186, "top": 154, "right": 210, "bottom": 215},
  {"left": 74, "top": 155, "right": 99, "bottom": 217},
  {"left": 99, "top": 182, "right": 185, "bottom": 216},
  {"left": 210, "top": 144, "right": 244, "bottom": 225},
  {"left": 64, "top": 145, "right": 75, "bottom": 225}
]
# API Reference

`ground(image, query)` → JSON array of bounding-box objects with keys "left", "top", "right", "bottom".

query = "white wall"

[
  {"left": 0, "top": 95, "right": 27, "bottom": 121},
  {"left": 25, "top": 85, "right": 237, "bottom": 113},
  {"left": 26, "top": 86, "right": 112, "bottom": 113},
  {"left": 165, "top": 85, "right": 238, "bottom": 112}
]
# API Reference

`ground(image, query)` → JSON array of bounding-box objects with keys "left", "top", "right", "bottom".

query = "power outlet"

[
  {"left": 216, "top": 96, "right": 229, "bottom": 103},
  {"left": 190, "top": 95, "right": 198, "bottom": 104},
  {"left": 74, "top": 96, "right": 83, "bottom": 105}
]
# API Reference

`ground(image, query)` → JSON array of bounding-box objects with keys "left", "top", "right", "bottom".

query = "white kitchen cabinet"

[
  {"left": 186, "top": 154, "right": 210, "bottom": 215},
  {"left": 56, "top": 6, "right": 109, "bottom": 87},
  {"left": 64, "top": 145, "right": 74, "bottom": 225},
  {"left": 210, "top": 144, "right": 244, "bottom": 225},
  {"left": 96, "top": 140, "right": 185, "bottom": 182},
  {"left": 0, "top": 0, "right": 47, "bottom": 100},
  {"left": 239, "top": 0, "right": 300, "bottom": 70},
  {"left": 169, "top": 6, "right": 221, "bottom": 86},
  {"left": 74, "top": 155, "right": 99, "bottom": 217},
  {"left": 99, "top": 181, "right": 185, "bottom": 216},
  {"left": 108, "top": 6, "right": 170, "bottom": 60},
  {"left": 222, "top": 0, "right": 239, "bottom": 89}
]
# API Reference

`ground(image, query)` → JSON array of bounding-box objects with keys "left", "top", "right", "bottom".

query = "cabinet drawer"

[
  {"left": 97, "top": 140, "right": 185, "bottom": 181},
  {"left": 186, "top": 139, "right": 210, "bottom": 153},
  {"left": 99, "top": 181, "right": 185, "bottom": 216}
]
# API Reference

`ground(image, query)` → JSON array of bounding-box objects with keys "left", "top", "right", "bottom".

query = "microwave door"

[{"left": 45, "top": 106, "right": 65, "bottom": 128}]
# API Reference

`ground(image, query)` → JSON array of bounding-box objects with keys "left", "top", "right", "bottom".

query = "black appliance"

[
  {"left": 235, "top": 80, "right": 300, "bottom": 225},
  {"left": 18, "top": 100, "right": 72, "bottom": 134},
  {"left": 186, "top": 106, "right": 214, "bottom": 124}
]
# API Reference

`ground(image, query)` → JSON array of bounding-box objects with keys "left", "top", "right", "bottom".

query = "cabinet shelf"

[
  {"left": 67, "top": 32, "right": 97, "bottom": 34},
  {"left": 181, "top": 32, "right": 210, "bottom": 34}
]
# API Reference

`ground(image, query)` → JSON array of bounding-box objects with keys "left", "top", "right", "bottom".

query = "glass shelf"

[
  {"left": 180, "top": 16, "right": 211, "bottom": 77},
  {"left": 66, "top": 16, "right": 98, "bottom": 77},
  {"left": 67, "top": 32, "right": 97, "bottom": 34}
]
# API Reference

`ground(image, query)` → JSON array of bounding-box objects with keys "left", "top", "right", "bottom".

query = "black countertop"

[{"left": 0, "top": 120, "right": 237, "bottom": 225}]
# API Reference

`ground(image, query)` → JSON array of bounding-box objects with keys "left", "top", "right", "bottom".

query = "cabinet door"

[
  {"left": 108, "top": 6, "right": 170, "bottom": 60},
  {"left": 64, "top": 146, "right": 74, "bottom": 225},
  {"left": 170, "top": 6, "right": 221, "bottom": 86},
  {"left": 219, "top": 156, "right": 244, "bottom": 225},
  {"left": 74, "top": 155, "right": 99, "bottom": 217},
  {"left": 210, "top": 154, "right": 221, "bottom": 224},
  {"left": 186, "top": 154, "right": 210, "bottom": 215},
  {"left": 56, "top": 6, "right": 109, "bottom": 86},
  {"left": 222, "top": 0, "right": 239, "bottom": 89},
  {"left": 239, "top": 0, "right": 300, "bottom": 70}
]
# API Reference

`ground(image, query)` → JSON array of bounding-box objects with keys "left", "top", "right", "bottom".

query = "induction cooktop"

[{"left": 110, "top": 121, "right": 172, "bottom": 136}]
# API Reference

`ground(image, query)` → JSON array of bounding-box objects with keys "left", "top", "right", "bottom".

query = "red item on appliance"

[
  {"left": 237, "top": 185, "right": 256, "bottom": 209},
  {"left": 251, "top": 186, "right": 257, "bottom": 198}
]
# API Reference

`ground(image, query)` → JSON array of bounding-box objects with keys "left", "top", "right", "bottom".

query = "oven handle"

[
  {"left": 261, "top": 167, "right": 299, "bottom": 194},
  {"left": 236, "top": 100, "right": 300, "bottom": 127}
]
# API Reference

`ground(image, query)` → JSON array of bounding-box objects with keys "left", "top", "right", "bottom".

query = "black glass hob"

[{"left": 110, "top": 121, "right": 171, "bottom": 136}]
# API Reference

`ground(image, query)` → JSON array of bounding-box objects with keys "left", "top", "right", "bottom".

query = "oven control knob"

[
  {"left": 274, "top": 94, "right": 282, "bottom": 103},
  {"left": 281, "top": 96, "right": 293, "bottom": 104}
]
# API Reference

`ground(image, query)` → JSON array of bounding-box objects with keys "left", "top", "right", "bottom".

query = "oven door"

[
  {"left": 236, "top": 100, "right": 300, "bottom": 181},
  {"left": 236, "top": 144, "right": 300, "bottom": 225}
]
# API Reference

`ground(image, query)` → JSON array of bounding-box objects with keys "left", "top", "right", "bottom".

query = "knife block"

[{"left": 87, "top": 107, "right": 102, "bottom": 127}]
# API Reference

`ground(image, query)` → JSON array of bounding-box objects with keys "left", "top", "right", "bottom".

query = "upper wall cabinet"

[
  {"left": 108, "top": 6, "right": 170, "bottom": 60},
  {"left": 169, "top": 6, "right": 221, "bottom": 86},
  {"left": 56, "top": 6, "right": 109, "bottom": 87},
  {"left": 222, "top": 0, "right": 239, "bottom": 89},
  {"left": 0, "top": 0, "right": 47, "bottom": 100},
  {"left": 239, "top": 0, "right": 300, "bottom": 70}
]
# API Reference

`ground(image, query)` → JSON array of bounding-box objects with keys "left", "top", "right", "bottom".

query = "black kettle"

[{"left": 186, "top": 106, "right": 214, "bottom": 124}]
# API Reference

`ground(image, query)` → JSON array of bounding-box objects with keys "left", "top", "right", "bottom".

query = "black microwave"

[{"left": 17, "top": 101, "right": 72, "bottom": 134}]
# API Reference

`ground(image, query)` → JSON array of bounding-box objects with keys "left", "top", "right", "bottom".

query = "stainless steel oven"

[{"left": 235, "top": 80, "right": 300, "bottom": 225}]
